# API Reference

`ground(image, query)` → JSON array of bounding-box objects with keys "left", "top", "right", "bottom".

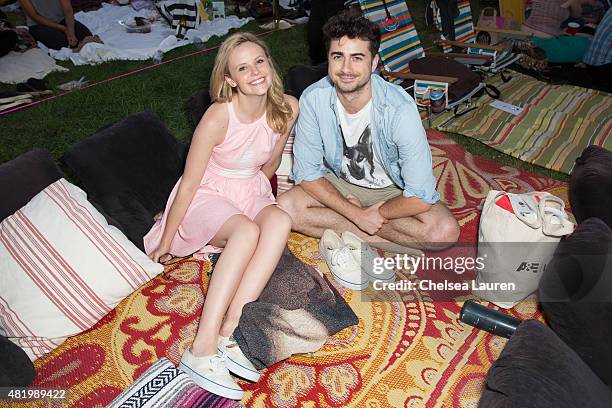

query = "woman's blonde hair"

[{"left": 210, "top": 32, "right": 292, "bottom": 135}]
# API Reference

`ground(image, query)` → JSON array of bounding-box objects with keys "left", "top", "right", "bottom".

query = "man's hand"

[{"left": 354, "top": 201, "right": 388, "bottom": 235}]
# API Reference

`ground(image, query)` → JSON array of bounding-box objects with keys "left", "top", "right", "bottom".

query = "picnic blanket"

[
  {"left": 46, "top": 3, "right": 251, "bottom": 65},
  {"left": 0, "top": 47, "right": 68, "bottom": 84},
  {"left": 16, "top": 131, "right": 568, "bottom": 408},
  {"left": 432, "top": 71, "right": 612, "bottom": 174}
]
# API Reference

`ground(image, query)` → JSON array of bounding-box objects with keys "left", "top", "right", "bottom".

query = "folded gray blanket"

[{"left": 233, "top": 247, "right": 358, "bottom": 370}]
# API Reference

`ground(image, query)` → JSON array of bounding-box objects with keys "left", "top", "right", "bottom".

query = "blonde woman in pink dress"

[{"left": 143, "top": 32, "right": 298, "bottom": 400}]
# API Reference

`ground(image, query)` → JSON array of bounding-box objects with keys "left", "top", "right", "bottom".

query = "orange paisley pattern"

[{"left": 10, "top": 131, "right": 566, "bottom": 408}]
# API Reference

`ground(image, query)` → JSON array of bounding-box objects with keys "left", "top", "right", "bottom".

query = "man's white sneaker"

[
  {"left": 179, "top": 349, "right": 244, "bottom": 400},
  {"left": 319, "top": 229, "right": 368, "bottom": 290},
  {"left": 218, "top": 336, "right": 261, "bottom": 382},
  {"left": 341, "top": 231, "right": 395, "bottom": 284}
]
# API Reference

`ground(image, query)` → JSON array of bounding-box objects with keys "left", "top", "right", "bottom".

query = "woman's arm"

[
  {"left": 562, "top": 0, "right": 583, "bottom": 18},
  {"left": 149, "top": 103, "right": 228, "bottom": 262},
  {"left": 261, "top": 95, "right": 299, "bottom": 180},
  {"left": 19, "top": 0, "right": 66, "bottom": 32},
  {"left": 59, "top": 0, "right": 77, "bottom": 46}
]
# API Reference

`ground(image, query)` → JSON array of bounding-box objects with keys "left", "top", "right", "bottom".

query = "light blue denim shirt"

[{"left": 292, "top": 74, "right": 440, "bottom": 205}]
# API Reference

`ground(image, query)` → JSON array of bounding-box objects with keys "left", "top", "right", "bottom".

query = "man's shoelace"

[
  {"left": 348, "top": 244, "right": 378, "bottom": 263},
  {"left": 330, "top": 246, "right": 353, "bottom": 267}
]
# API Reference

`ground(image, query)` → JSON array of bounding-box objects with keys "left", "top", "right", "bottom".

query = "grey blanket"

[{"left": 233, "top": 247, "right": 358, "bottom": 370}]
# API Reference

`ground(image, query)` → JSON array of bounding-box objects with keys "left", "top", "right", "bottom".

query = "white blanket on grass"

[
  {"left": 46, "top": 3, "right": 251, "bottom": 66},
  {"left": 0, "top": 48, "right": 68, "bottom": 84}
]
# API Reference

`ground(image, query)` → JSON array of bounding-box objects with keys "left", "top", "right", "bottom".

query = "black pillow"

[
  {"left": 62, "top": 111, "right": 187, "bottom": 250},
  {"left": 186, "top": 88, "right": 212, "bottom": 128},
  {"left": 479, "top": 320, "right": 612, "bottom": 408},
  {"left": 538, "top": 217, "right": 612, "bottom": 386},
  {"left": 570, "top": 145, "right": 612, "bottom": 229},
  {"left": 0, "top": 336, "right": 35, "bottom": 387},
  {"left": 286, "top": 63, "right": 328, "bottom": 99},
  {"left": 0, "top": 149, "right": 63, "bottom": 222}
]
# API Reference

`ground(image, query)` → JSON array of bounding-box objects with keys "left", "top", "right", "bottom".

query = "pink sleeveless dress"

[{"left": 143, "top": 101, "right": 280, "bottom": 259}]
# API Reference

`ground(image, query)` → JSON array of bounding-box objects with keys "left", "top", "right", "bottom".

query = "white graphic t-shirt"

[{"left": 337, "top": 97, "right": 394, "bottom": 189}]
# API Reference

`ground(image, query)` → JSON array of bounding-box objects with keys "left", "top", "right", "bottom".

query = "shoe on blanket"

[
  {"left": 341, "top": 231, "right": 395, "bottom": 284},
  {"left": 16, "top": 78, "right": 52, "bottom": 96},
  {"left": 179, "top": 349, "right": 244, "bottom": 400},
  {"left": 319, "top": 229, "right": 368, "bottom": 290},
  {"left": 0, "top": 91, "right": 32, "bottom": 104},
  {"left": 218, "top": 336, "right": 261, "bottom": 382},
  {"left": 0, "top": 97, "right": 32, "bottom": 112}
]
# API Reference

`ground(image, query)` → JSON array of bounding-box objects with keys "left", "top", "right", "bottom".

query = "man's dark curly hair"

[{"left": 322, "top": 9, "right": 381, "bottom": 58}]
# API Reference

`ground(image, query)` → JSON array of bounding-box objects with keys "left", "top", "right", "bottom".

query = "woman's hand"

[{"left": 149, "top": 242, "right": 172, "bottom": 264}]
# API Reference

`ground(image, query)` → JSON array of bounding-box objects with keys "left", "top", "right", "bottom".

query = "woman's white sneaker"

[
  {"left": 218, "top": 336, "right": 261, "bottom": 382},
  {"left": 319, "top": 229, "right": 368, "bottom": 290},
  {"left": 179, "top": 349, "right": 244, "bottom": 400}
]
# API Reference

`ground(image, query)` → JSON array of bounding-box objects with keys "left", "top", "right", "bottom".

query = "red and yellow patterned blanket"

[{"left": 10, "top": 130, "right": 567, "bottom": 408}]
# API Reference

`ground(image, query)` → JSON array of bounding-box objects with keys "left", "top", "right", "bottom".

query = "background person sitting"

[
  {"left": 522, "top": 0, "right": 597, "bottom": 64},
  {"left": 522, "top": 0, "right": 594, "bottom": 38},
  {"left": 19, "top": 0, "right": 98, "bottom": 50},
  {"left": 578, "top": 6, "right": 611, "bottom": 69}
]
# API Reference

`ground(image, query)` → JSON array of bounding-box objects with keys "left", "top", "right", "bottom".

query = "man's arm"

[
  {"left": 379, "top": 195, "right": 431, "bottom": 220},
  {"left": 301, "top": 177, "right": 387, "bottom": 235},
  {"left": 390, "top": 98, "right": 440, "bottom": 215}
]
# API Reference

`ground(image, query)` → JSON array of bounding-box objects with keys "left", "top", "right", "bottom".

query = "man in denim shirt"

[{"left": 278, "top": 10, "right": 459, "bottom": 252}]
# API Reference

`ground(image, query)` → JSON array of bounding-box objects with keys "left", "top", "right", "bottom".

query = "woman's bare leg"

[
  {"left": 190, "top": 214, "right": 260, "bottom": 356},
  {"left": 219, "top": 206, "right": 292, "bottom": 336}
]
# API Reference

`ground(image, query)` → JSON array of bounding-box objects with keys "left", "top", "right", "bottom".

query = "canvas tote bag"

[
  {"left": 474, "top": 190, "right": 575, "bottom": 308},
  {"left": 476, "top": 7, "right": 501, "bottom": 45}
]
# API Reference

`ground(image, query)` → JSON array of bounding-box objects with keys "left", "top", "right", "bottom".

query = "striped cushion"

[
  {"left": 0, "top": 179, "right": 163, "bottom": 360},
  {"left": 276, "top": 130, "right": 295, "bottom": 195}
]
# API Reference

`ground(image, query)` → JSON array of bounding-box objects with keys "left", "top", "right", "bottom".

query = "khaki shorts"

[{"left": 323, "top": 172, "right": 403, "bottom": 207}]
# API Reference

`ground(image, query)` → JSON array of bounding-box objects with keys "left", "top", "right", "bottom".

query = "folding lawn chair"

[
  {"left": 429, "top": 0, "right": 528, "bottom": 79},
  {"left": 358, "top": 0, "right": 487, "bottom": 116}
]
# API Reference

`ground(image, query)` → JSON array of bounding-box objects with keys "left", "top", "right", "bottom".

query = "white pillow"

[
  {"left": 276, "top": 129, "right": 295, "bottom": 195},
  {"left": 0, "top": 179, "right": 163, "bottom": 360}
]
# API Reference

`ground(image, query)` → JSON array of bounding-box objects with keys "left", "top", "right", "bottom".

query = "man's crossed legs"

[{"left": 277, "top": 173, "right": 460, "bottom": 253}]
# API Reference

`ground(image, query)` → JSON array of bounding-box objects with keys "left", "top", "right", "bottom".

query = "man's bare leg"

[{"left": 278, "top": 186, "right": 459, "bottom": 252}]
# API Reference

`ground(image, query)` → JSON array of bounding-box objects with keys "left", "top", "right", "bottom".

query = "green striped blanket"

[{"left": 432, "top": 71, "right": 612, "bottom": 174}]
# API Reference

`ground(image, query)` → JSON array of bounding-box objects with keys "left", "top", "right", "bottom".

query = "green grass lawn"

[{"left": 0, "top": 2, "right": 568, "bottom": 182}]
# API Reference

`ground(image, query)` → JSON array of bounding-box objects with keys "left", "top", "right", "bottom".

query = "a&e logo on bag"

[{"left": 516, "top": 262, "right": 545, "bottom": 273}]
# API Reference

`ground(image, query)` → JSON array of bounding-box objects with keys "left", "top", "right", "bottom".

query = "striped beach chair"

[
  {"left": 358, "top": 0, "right": 484, "bottom": 112},
  {"left": 430, "top": 0, "right": 523, "bottom": 76},
  {"left": 358, "top": 0, "right": 423, "bottom": 84}
]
